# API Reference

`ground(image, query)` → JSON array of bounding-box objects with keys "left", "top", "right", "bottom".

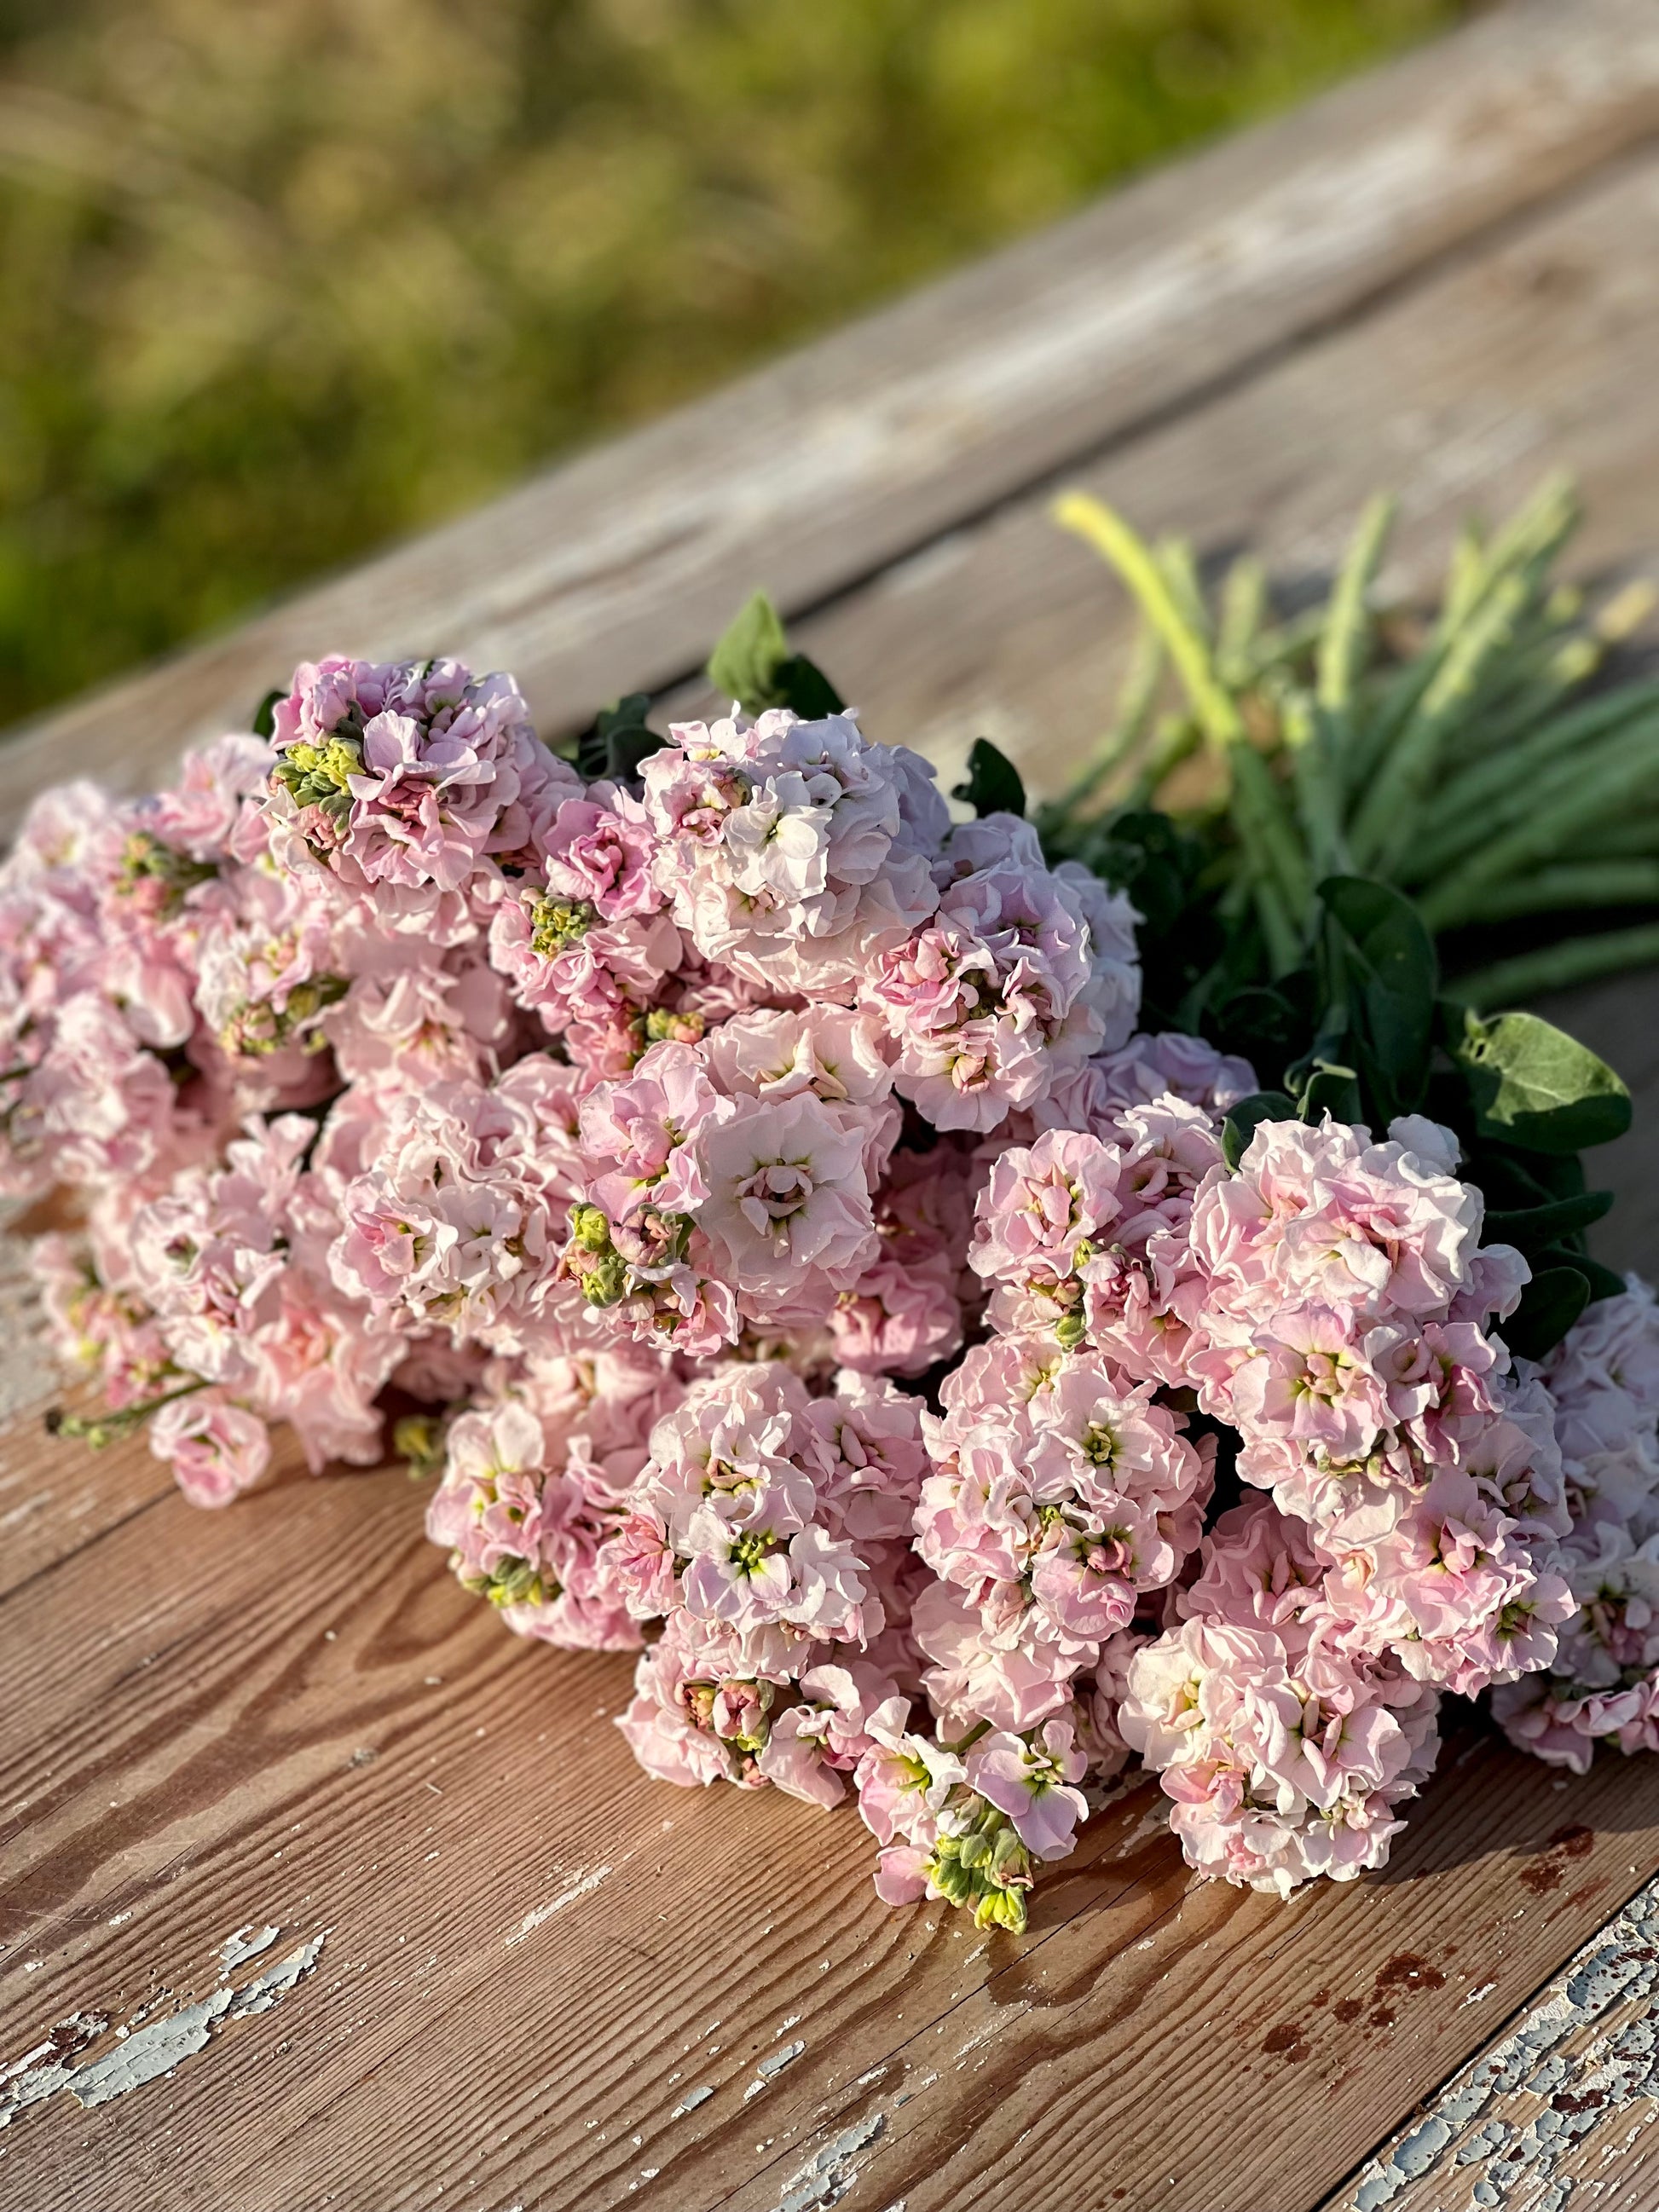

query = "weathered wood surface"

[
  {"left": 2, "top": 0, "right": 1658, "bottom": 830},
  {"left": 6, "top": 6, "right": 1659, "bottom": 2209},
  {"left": 1335, "top": 1869, "right": 1659, "bottom": 2211}
]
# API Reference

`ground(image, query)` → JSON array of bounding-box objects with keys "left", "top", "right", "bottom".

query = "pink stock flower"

[
  {"left": 149, "top": 1390, "right": 272, "bottom": 1508},
  {"left": 695, "top": 1093, "right": 878, "bottom": 1317},
  {"left": 262, "top": 656, "right": 579, "bottom": 933},
  {"left": 968, "top": 1129, "right": 1123, "bottom": 1295},
  {"left": 641, "top": 707, "right": 945, "bottom": 995},
  {"left": 23, "top": 667, "right": 1644, "bottom": 1930},
  {"left": 579, "top": 1042, "right": 725, "bottom": 1223},
  {"left": 965, "top": 1716, "right": 1089, "bottom": 1858},
  {"left": 853, "top": 1696, "right": 967, "bottom": 1845}
]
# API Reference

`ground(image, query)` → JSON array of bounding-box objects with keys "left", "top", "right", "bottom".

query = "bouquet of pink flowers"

[{"left": 16, "top": 488, "right": 1659, "bottom": 1931}]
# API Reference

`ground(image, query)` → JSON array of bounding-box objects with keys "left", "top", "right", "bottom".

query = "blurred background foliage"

[{"left": 0, "top": 0, "right": 1464, "bottom": 725}]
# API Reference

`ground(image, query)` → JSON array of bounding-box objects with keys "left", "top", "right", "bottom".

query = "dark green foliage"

[
  {"left": 251, "top": 688, "right": 286, "bottom": 741},
  {"left": 1483, "top": 1190, "right": 1613, "bottom": 1247},
  {"left": 707, "top": 592, "right": 844, "bottom": 720},
  {"left": 1502, "top": 1268, "right": 1593, "bottom": 1361},
  {"left": 1316, "top": 875, "right": 1437, "bottom": 1120},
  {"left": 951, "top": 739, "right": 1026, "bottom": 821},
  {"left": 575, "top": 694, "right": 662, "bottom": 783},
  {"left": 1069, "top": 809, "right": 1225, "bottom": 1032}
]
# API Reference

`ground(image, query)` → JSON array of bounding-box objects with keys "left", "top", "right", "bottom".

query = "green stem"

[
  {"left": 1448, "top": 632, "right": 1601, "bottom": 761},
  {"left": 1350, "top": 568, "right": 1533, "bottom": 874},
  {"left": 1251, "top": 869, "right": 1301, "bottom": 977},
  {"left": 1420, "top": 731, "right": 1659, "bottom": 928},
  {"left": 942, "top": 1719, "right": 992, "bottom": 1757},
  {"left": 1217, "top": 554, "right": 1267, "bottom": 686},
  {"left": 1347, "top": 477, "right": 1578, "bottom": 800},
  {"left": 1046, "top": 621, "right": 1165, "bottom": 823},
  {"left": 1282, "top": 692, "right": 1349, "bottom": 880},
  {"left": 1129, "top": 715, "right": 1202, "bottom": 806},
  {"left": 1054, "top": 492, "right": 1245, "bottom": 748},
  {"left": 46, "top": 1375, "right": 209, "bottom": 1447},
  {"left": 1401, "top": 696, "right": 1659, "bottom": 886},
  {"left": 1232, "top": 745, "right": 1311, "bottom": 926},
  {"left": 1448, "top": 862, "right": 1659, "bottom": 923},
  {"left": 1446, "top": 923, "right": 1659, "bottom": 1008},
  {"left": 1317, "top": 492, "right": 1395, "bottom": 715}
]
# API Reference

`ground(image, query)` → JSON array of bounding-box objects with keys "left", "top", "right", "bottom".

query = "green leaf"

[
  {"left": 708, "top": 589, "right": 791, "bottom": 713},
  {"left": 576, "top": 693, "right": 659, "bottom": 782},
  {"left": 1222, "top": 1091, "right": 1297, "bottom": 1170},
  {"left": 1319, "top": 875, "right": 1437, "bottom": 1114},
  {"left": 951, "top": 738, "right": 1026, "bottom": 819},
  {"left": 1534, "top": 1244, "right": 1625, "bottom": 1302},
  {"left": 1502, "top": 1265, "right": 1592, "bottom": 1360},
  {"left": 1483, "top": 1190, "right": 1613, "bottom": 1247},
  {"left": 1298, "top": 1060, "right": 1363, "bottom": 1124},
  {"left": 1454, "top": 1008, "right": 1633, "bottom": 1153},
  {"left": 773, "top": 653, "right": 845, "bottom": 719},
  {"left": 706, "top": 592, "right": 845, "bottom": 719},
  {"left": 1210, "top": 979, "right": 1316, "bottom": 1071},
  {"left": 251, "top": 687, "right": 286, "bottom": 741}
]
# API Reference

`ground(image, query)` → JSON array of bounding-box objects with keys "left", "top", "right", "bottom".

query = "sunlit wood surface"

[{"left": 4, "top": 3, "right": 1659, "bottom": 2206}]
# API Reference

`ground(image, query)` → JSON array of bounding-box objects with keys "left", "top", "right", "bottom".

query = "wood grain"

[
  {"left": 3, "top": 0, "right": 1658, "bottom": 827},
  {"left": 5, "top": 9, "right": 1659, "bottom": 2211},
  {"left": 723, "top": 141, "right": 1659, "bottom": 809},
  {"left": 1329, "top": 1869, "right": 1659, "bottom": 2210},
  {"left": 3, "top": 1447, "right": 1659, "bottom": 2212}
]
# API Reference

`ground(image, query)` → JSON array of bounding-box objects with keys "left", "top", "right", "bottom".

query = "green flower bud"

[{"left": 569, "top": 1204, "right": 613, "bottom": 1252}]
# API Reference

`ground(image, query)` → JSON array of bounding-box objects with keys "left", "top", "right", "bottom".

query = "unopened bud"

[{"left": 569, "top": 1204, "right": 613, "bottom": 1253}]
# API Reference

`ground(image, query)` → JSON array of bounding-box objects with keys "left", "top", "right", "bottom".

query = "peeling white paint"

[
  {"left": 505, "top": 1864, "right": 612, "bottom": 1946},
  {"left": 670, "top": 2085, "right": 714, "bottom": 2117},
  {"left": 758, "top": 2040, "right": 806, "bottom": 2079},
  {"left": 772, "top": 2111, "right": 887, "bottom": 2212},
  {"left": 73, "top": 1990, "right": 237, "bottom": 2109},
  {"left": 0, "top": 2013, "right": 108, "bottom": 2129},
  {"left": 1340, "top": 1874, "right": 1659, "bottom": 2210},
  {"left": 228, "top": 1936, "right": 327, "bottom": 2019},
  {"left": 0, "top": 1932, "right": 327, "bottom": 2128},
  {"left": 219, "top": 1923, "right": 280, "bottom": 1976}
]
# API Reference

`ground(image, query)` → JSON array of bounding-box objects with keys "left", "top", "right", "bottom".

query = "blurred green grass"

[{"left": 0, "top": 0, "right": 1463, "bottom": 725}]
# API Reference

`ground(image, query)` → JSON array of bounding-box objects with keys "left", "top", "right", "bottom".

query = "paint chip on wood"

[
  {"left": 505, "top": 1865, "right": 612, "bottom": 1946},
  {"left": 0, "top": 1933, "right": 327, "bottom": 2127},
  {"left": 220, "top": 1923, "right": 281, "bottom": 1976},
  {"left": 772, "top": 2111, "right": 887, "bottom": 2212},
  {"left": 1339, "top": 1874, "right": 1659, "bottom": 2209}
]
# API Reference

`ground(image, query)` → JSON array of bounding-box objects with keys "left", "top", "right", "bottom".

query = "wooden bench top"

[{"left": 5, "top": 4, "right": 1659, "bottom": 2207}]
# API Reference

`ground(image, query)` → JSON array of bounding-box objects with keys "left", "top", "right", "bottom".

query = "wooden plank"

[
  {"left": 2, "top": 0, "right": 1658, "bottom": 829},
  {"left": 733, "top": 141, "right": 1659, "bottom": 809},
  {"left": 30, "top": 96, "right": 1659, "bottom": 1620},
  {"left": 5, "top": 28, "right": 1659, "bottom": 2212},
  {"left": 4, "top": 1453, "right": 1659, "bottom": 2212},
  {"left": 1328, "top": 1870, "right": 1659, "bottom": 2210}
]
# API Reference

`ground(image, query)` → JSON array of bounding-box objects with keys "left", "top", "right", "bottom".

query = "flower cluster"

[
  {"left": 1119, "top": 1499, "right": 1442, "bottom": 1896},
  {"left": 965, "top": 1103, "right": 1578, "bottom": 1890},
  {"left": 15, "top": 648, "right": 1647, "bottom": 1933},
  {"left": 1493, "top": 1282, "right": 1659, "bottom": 1770}
]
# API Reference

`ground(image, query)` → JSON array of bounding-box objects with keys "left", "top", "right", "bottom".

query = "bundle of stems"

[{"left": 1047, "top": 477, "right": 1659, "bottom": 1008}]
